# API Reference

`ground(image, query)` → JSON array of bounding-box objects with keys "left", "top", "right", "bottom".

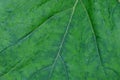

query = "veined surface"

[{"left": 0, "top": 0, "right": 120, "bottom": 80}]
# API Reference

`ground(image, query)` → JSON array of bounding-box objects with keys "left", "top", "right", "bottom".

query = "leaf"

[{"left": 0, "top": 0, "right": 120, "bottom": 80}]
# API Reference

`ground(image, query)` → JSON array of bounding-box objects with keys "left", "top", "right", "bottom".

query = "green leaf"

[{"left": 0, "top": 0, "right": 120, "bottom": 80}]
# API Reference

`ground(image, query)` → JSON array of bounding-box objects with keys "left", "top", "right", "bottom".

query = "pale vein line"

[
  {"left": 79, "top": 0, "right": 106, "bottom": 75},
  {"left": 59, "top": 55, "right": 69, "bottom": 80},
  {"left": 0, "top": 8, "right": 71, "bottom": 54},
  {"left": 48, "top": 0, "right": 78, "bottom": 79}
]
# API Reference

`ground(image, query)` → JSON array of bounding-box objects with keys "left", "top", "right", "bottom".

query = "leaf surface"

[{"left": 0, "top": 0, "right": 120, "bottom": 80}]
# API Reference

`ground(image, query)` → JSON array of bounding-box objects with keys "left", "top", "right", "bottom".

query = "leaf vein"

[
  {"left": 48, "top": 0, "right": 78, "bottom": 79},
  {"left": 0, "top": 8, "right": 71, "bottom": 54},
  {"left": 80, "top": 0, "right": 106, "bottom": 75}
]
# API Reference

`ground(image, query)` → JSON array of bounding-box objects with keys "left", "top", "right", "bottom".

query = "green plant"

[{"left": 0, "top": 0, "right": 120, "bottom": 80}]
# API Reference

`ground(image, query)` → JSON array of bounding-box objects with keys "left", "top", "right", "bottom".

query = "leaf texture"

[{"left": 0, "top": 0, "right": 120, "bottom": 80}]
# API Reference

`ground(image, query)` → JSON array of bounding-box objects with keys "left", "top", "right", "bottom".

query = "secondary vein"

[
  {"left": 80, "top": 0, "right": 106, "bottom": 75},
  {"left": 48, "top": 0, "right": 78, "bottom": 79}
]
